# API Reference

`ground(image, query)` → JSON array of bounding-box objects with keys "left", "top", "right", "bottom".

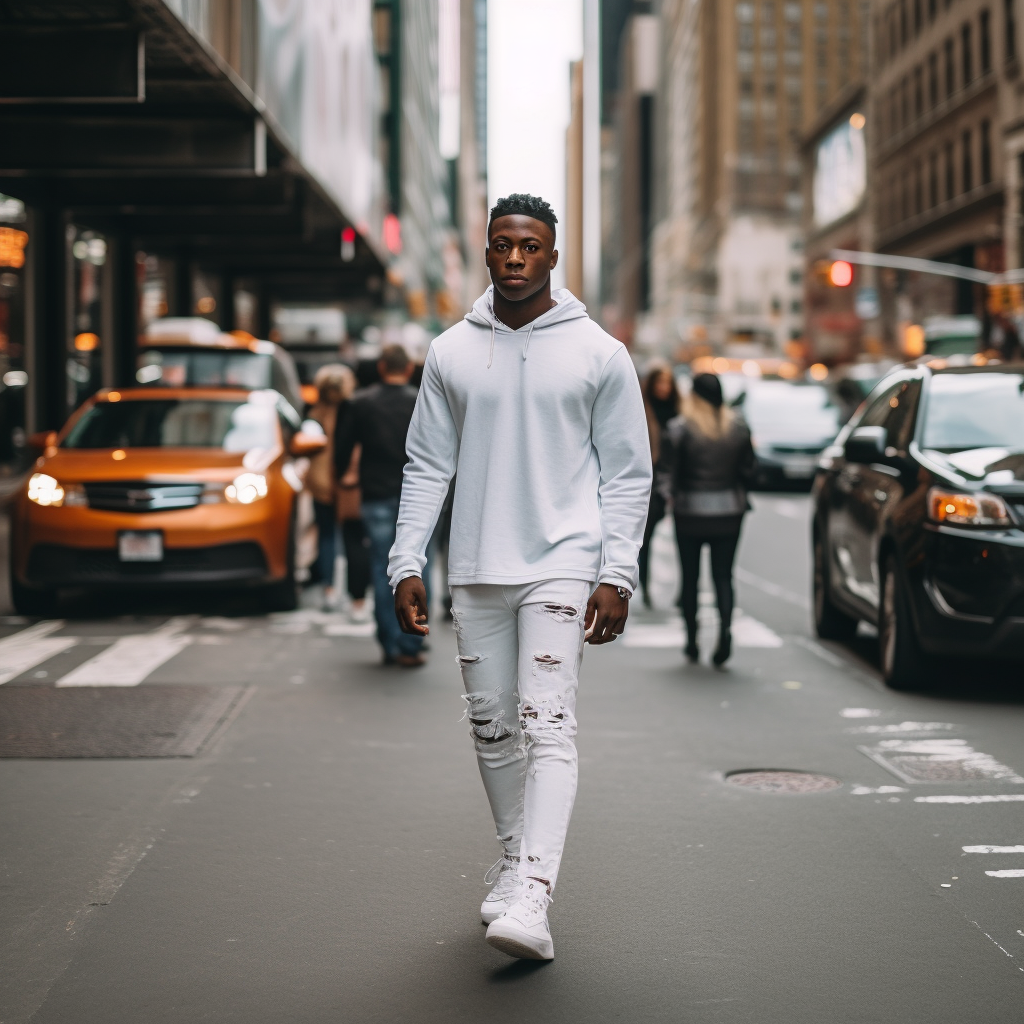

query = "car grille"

[
  {"left": 770, "top": 445, "right": 824, "bottom": 456},
  {"left": 84, "top": 480, "right": 205, "bottom": 512}
]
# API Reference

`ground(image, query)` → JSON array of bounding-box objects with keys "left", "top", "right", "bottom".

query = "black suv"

[{"left": 812, "top": 364, "right": 1024, "bottom": 688}]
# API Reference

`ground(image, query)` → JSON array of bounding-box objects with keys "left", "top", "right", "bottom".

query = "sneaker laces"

[
  {"left": 516, "top": 879, "right": 552, "bottom": 919},
  {"left": 484, "top": 854, "right": 521, "bottom": 900}
]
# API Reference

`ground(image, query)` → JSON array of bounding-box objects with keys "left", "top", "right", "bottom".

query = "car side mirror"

[
  {"left": 289, "top": 431, "right": 328, "bottom": 457},
  {"left": 28, "top": 430, "right": 57, "bottom": 451},
  {"left": 844, "top": 425, "right": 887, "bottom": 464}
]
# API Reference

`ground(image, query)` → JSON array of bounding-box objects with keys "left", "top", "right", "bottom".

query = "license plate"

[
  {"left": 118, "top": 530, "right": 163, "bottom": 562},
  {"left": 783, "top": 458, "right": 816, "bottom": 478}
]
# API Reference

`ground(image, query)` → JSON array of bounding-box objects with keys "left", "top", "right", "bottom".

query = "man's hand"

[
  {"left": 584, "top": 583, "right": 629, "bottom": 645},
  {"left": 395, "top": 576, "right": 430, "bottom": 636}
]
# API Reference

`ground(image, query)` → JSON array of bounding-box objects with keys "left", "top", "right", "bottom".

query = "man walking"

[
  {"left": 389, "top": 194, "right": 652, "bottom": 959},
  {"left": 335, "top": 343, "right": 426, "bottom": 668}
]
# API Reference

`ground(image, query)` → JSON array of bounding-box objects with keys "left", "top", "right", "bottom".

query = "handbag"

[{"left": 336, "top": 443, "right": 362, "bottom": 522}]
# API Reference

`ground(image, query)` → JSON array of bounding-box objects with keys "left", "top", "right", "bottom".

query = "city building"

[
  {"left": 0, "top": 0, "right": 388, "bottom": 473},
  {"left": 868, "top": 0, "right": 1018, "bottom": 347}
]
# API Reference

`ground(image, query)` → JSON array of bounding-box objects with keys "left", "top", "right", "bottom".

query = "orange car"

[{"left": 10, "top": 386, "right": 326, "bottom": 615}]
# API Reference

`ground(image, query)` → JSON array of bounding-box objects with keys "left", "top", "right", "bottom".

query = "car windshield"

[
  {"left": 742, "top": 382, "right": 841, "bottom": 437},
  {"left": 136, "top": 348, "right": 271, "bottom": 389},
  {"left": 921, "top": 372, "right": 1024, "bottom": 452},
  {"left": 62, "top": 399, "right": 278, "bottom": 451}
]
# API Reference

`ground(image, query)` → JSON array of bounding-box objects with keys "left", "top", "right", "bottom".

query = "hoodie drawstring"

[
  {"left": 487, "top": 321, "right": 496, "bottom": 369},
  {"left": 522, "top": 323, "right": 535, "bottom": 361}
]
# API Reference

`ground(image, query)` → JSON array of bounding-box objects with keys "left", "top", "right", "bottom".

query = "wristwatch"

[{"left": 616, "top": 586, "right": 631, "bottom": 601}]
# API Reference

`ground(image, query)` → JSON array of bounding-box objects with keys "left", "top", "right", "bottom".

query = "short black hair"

[{"left": 488, "top": 194, "right": 557, "bottom": 241}]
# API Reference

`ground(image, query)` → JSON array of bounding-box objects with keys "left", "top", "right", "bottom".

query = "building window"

[
  {"left": 901, "top": 75, "right": 910, "bottom": 125},
  {"left": 889, "top": 7, "right": 898, "bottom": 56},
  {"left": 1007, "top": 0, "right": 1018, "bottom": 63},
  {"left": 962, "top": 23, "right": 973, "bottom": 84},
  {"left": 944, "top": 37, "right": 955, "bottom": 96},
  {"left": 963, "top": 129, "right": 973, "bottom": 191},
  {"left": 945, "top": 141, "right": 955, "bottom": 199},
  {"left": 914, "top": 65, "right": 923, "bottom": 118},
  {"left": 900, "top": 0, "right": 908, "bottom": 45},
  {"left": 981, "top": 119, "right": 992, "bottom": 183},
  {"left": 914, "top": 0, "right": 922, "bottom": 34},
  {"left": 929, "top": 151, "right": 939, "bottom": 206},
  {"left": 915, "top": 161, "right": 924, "bottom": 213},
  {"left": 928, "top": 52, "right": 938, "bottom": 106},
  {"left": 928, "top": 0, "right": 937, "bottom": 21},
  {"left": 980, "top": 10, "right": 991, "bottom": 73}
]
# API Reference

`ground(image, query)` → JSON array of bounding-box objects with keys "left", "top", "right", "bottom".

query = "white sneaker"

[
  {"left": 480, "top": 854, "right": 522, "bottom": 925},
  {"left": 485, "top": 878, "right": 554, "bottom": 960}
]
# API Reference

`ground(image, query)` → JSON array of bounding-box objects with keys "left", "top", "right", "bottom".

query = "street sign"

[{"left": 855, "top": 286, "right": 880, "bottom": 320}]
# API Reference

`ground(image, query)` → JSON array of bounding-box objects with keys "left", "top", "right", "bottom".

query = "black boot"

[
  {"left": 684, "top": 620, "right": 699, "bottom": 663},
  {"left": 712, "top": 629, "right": 732, "bottom": 667}
]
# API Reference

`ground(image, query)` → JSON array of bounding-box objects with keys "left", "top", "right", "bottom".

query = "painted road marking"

[
  {"left": 56, "top": 617, "right": 193, "bottom": 687},
  {"left": 963, "top": 846, "right": 1024, "bottom": 853},
  {"left": 847, "top": 722, "right": 956, "bottom": 734},
  {"left": 0, "top": 621, "right": 77, "bottom": 685},
  {"left": 623, "top": 611, "right": 782, "bottom": 648},
  {"left": 841, "top": 708, "right": 881, "bottom": 718},
  {"left": 985, "top": 869, "right": 1024, "bottom": 878},
  {"left": 915, "top": 794, "right": 1024, "bottom": 804},
  {"left": 860, "top": 738, "right": 1024, "bottom": 785},
  {"left": 734, "top": 567, "right": 811, "bottom": 610}
]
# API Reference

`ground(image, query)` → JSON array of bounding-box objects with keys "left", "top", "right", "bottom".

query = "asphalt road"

[{"left": 2, "top": 494, "right": 1023, "bottom": 1023}]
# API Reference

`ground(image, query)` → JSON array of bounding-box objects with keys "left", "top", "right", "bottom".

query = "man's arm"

[
  {"left": 586, "top": 346, "right": 654, "bottom": 643},
  {"left": 389, "top": 347, "right": 459, "bottom": 632},
  {"left": 333, "top": 399, "right": 358, "bottom": 480}
]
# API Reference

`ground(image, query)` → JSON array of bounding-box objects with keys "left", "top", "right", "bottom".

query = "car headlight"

[
  {"left": 927, "top": 487, "right": 1010, "bottom": 527},
  {"left": 225, "top": 472, "right": 268, "bottom": 504},
  {"left": 27, "top": 473, "right": 65, "bottom": 507}
]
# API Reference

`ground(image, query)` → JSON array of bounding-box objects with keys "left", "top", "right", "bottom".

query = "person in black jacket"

[
  {"left": 334, "top": 343, "right": 426, "bottom": 667},
  {"left": 664, "top": 372, "right": 755, "bottom": 667}
]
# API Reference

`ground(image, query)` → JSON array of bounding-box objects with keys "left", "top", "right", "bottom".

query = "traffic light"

[{"left": 827, "top": 260, "right": 854, "bottom": 287}]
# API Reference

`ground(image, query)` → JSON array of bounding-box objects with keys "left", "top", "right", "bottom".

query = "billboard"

[{"left": 813, "top": 115, "right": 866, "bottom": 229}]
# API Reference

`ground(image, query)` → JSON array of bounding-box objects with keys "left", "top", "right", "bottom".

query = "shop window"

[
  {"left": 0, "top": 193, "right": 28, "bottom": 468},
  {"left": 67, "top": 228, "right": 108, "bottom": 414}
]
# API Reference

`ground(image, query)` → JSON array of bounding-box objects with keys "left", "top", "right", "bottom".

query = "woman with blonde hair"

[
  {"left": 307, "top": 363, "right": 364, "bottom": 612},
  {"left": 664, "top": 372, "right": 755, "bottom": 666}
]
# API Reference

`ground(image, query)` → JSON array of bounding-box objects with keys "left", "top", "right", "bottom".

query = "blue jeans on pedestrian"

[{"left": 362, "top": 497, "right": 426, "bottom": 660}]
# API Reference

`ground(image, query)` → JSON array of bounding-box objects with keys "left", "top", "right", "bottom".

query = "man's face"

[{"left": 485, "top": 215, "right": 558, "bottom": 302}]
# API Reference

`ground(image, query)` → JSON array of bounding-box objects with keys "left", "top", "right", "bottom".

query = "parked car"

[
  {"left": 739, "top": 380, "right": 842, "bottom": 488},
  {"left": 812, "top": 363, "right": 1024, "bottom": 688},
  {"left": 10, "top": 387, "right": 326, "bottom": 615},
  {"left": 136, "top": 318, "right": 305, "bottom": 417}
]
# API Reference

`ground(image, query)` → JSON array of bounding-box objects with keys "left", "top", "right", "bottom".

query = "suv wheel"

[
  {"left": 878, "top": 553, "right": 923, "bottom": 690},
  {"left": 813, "top": 529, "right": 857, "bottom": 641}
]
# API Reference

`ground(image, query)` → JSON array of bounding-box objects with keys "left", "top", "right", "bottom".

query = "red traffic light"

[{"left": 828, "top": 260, "right": 854, "bottom": 287}]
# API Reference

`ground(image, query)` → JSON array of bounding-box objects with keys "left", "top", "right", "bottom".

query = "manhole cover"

[
  {"left": 725, "top": 770, "right": 842, "bottom": 793},
  {"left": 0, "top": 685, "right": 248, "bottom": 758}
]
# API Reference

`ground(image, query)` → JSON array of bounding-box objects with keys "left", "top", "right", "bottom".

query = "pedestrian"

[
  {"left": 334, "top": 343, "right": 425, "bottom": 667},
  {"left": 663, "top": 372, "right": 755, "bottom": 667},
  {"left": 389, "top": 193, "right": 651, "bottom": 961},
  {"left": 638, "top": 361, "right": 680, "bottom": 607},
  {"left": 306, "top": 364, "right": 353, "bottom": 611}
]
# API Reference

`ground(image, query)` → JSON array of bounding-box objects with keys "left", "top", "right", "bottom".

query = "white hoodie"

[{"left": 388, "top": 287, "right": 652, "bottom": 591}]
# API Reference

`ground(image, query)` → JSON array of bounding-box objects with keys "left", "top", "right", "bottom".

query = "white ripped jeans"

[{"left": 451, "top": 579, "right": 592, "bottom": 892}]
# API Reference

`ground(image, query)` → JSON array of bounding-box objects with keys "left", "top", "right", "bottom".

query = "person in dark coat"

[
  {"left": 638, "top": 362, "right": 680, "bottom": 607},
  {"left": 664, "top": 372, "right": 755, "bottom": 667}
]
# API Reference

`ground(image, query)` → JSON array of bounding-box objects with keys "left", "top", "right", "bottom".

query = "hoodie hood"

[{"left": 465, "top": 286, "right": 590, "bottom": 366}]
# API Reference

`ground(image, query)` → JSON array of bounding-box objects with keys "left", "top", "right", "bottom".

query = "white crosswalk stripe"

[
  {"left": 0, "top": 621, "right": 77, "bottom": 684},
  {"left": 56, "top": 617, "right": 194, "bottom": 687}
]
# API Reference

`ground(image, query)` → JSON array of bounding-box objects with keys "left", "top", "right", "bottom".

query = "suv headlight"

[
  {"left": 27, "top": 473, "right": 65, "bottom": 507},
  {"left": 927, "top": 487, "right": 1010, "bottom": 527},
  {"left": 225, "top": 472, "right": 268, "bottom": 504}
]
